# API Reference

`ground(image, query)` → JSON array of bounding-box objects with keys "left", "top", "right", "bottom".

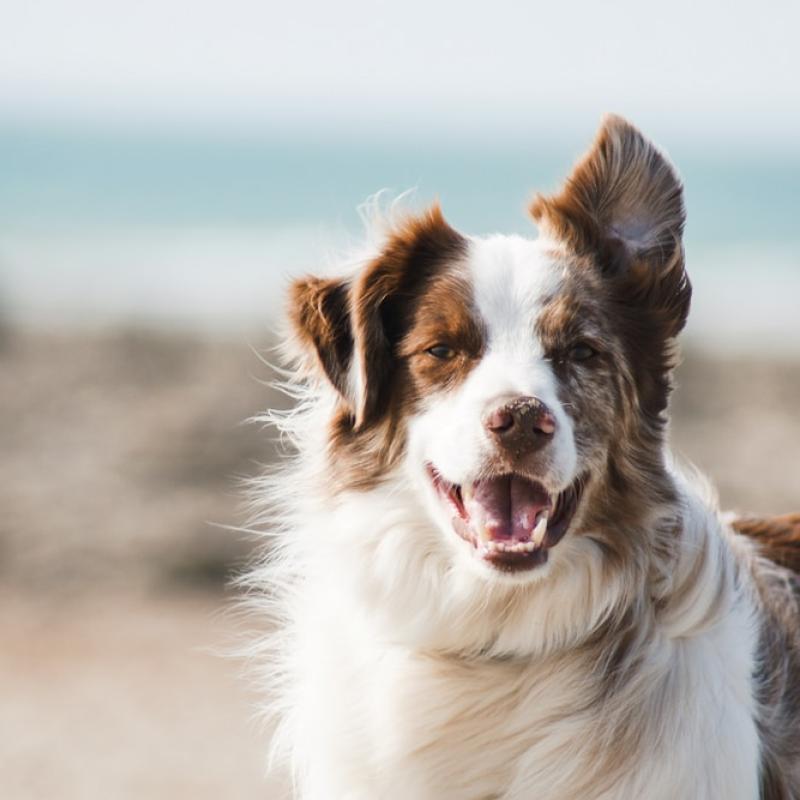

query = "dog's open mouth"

[{"left": 427, "top": 466, "right": 584, "bottom": 572}]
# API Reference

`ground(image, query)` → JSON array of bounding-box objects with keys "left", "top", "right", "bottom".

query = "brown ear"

[
  {"left": 531, "top": 115, "right": 690, "bottom": 336},
  {"left": 288, "top": 205, "right": 466, "bottom": 430},
  {"left": 531, "top": 114, "right": 685, "bottom": 264},
  {"left": 288, "top": 275, "right": 354, "bottom": 401}
]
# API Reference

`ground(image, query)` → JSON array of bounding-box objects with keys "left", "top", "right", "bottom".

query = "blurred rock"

[
  {"left": 0, "top": 327, "right": 797, "bottom": 598},
  {"left": 0, "top": 327, "right": 288, "bottom": 596}
]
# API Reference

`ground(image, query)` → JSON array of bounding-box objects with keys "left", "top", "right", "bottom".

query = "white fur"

[
  {"left": 250, "top": 229, "right": 763, "bottom": 799},
  {"left": 410, "top": 235, "right": 575, "bottom": 489},
  {"left": 407, "top": 235, "right": 578, "bottom": 585}
]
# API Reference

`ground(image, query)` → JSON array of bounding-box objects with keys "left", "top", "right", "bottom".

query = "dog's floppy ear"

[
  {"left": 288, "top": 275, "right": 354, "bottom": 402},
  {"left": 289, "top": 205, "right": 466, "bottom": 430},
  {"left": 531, "top": 114, "right": 690, "bottom": 336}
]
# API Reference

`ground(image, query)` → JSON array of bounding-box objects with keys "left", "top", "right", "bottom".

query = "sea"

[{"left": 1, "top": 120, "right": 798, "bottom": 353}]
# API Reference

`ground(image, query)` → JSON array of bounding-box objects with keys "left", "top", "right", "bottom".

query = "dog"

[{"left": 248, "top": 115, "right": 800, "bottom": 799}]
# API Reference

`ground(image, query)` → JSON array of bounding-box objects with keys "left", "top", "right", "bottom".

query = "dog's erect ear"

[
  {"left": 531, "top": 114, "right": 685, "bottom": 265},
  {"left": 289, "top": 205, "right": 466, "bottom": 429},
  {"left": 531, "top": 115, "right": 690, "bottom": 335}
]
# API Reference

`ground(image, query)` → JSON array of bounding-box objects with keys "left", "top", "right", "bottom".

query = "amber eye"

[
  {"left": 426, "top": 344, "right": 457, "bottom": 360},
  {"left": 568, "top": 342, "right": 597, "bottom": 362}
]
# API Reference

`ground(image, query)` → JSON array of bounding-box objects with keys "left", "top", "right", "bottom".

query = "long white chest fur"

[{"left": 279, "top": 516, "right": 761, "bottom": 800}]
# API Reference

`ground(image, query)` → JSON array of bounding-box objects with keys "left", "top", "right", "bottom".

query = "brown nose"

[{"left": 483, "top": 396, "right": 556, "bottom": 451}]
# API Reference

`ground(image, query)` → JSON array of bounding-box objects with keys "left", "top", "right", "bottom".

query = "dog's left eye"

[
  {"left": 427, "top": 345, "right": 457, "bottom": 360},
  {"left": 568, "top": 342, "right": 597, "bottom": 361}
]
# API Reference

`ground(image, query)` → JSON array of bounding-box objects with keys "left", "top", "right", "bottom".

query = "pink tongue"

[{"left": 464, "top": 475, "right": 550, "bottom": 542}]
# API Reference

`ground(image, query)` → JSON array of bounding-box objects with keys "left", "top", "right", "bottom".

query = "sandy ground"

[
  {"left": 0, "top": 328, "right": 289, "bottom": 799},
  {"left": 1, "top": 326, "right": 798, "bottom": 799},
  {"left": 0, "top": 588, "right": 288, "bottom": 800}
]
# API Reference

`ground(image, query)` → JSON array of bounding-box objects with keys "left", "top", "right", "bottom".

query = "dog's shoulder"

[
  {"left": 731, "top": 512, "right": 800, "bottom": 798},
  {"left": 732, "top": 512, "right": 800, "bottom": 576}
]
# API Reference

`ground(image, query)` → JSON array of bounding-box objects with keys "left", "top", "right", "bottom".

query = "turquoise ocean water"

[{"left": 1, "top": 122, "right": 798, "bottom": 350}]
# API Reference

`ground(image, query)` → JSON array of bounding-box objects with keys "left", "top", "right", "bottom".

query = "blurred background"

[{"left": 1, "top": 1, "right": 799, "bottom": 797}]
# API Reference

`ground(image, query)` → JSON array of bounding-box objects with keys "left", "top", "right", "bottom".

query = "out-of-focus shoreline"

[
  {"left": 1, "top": 323, "right": 798, "bottom": 597},
  {"left": 2, "top": 229, "right": 800, "bottom": 354},
  {"left": 0, "top": 324, "right": 285, "bottom": 597}
]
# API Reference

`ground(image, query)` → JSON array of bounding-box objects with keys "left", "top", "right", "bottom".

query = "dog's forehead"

[{"left": 464, "top": 234, "right": 564, "bottom": 337}]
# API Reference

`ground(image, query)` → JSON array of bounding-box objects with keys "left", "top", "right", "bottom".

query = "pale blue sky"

[
  {"left": 2, "top": 0, "right": 799, "bottom": 345},
  {"left": 2, "top": 0, "right": 799, "bottom": 148}
]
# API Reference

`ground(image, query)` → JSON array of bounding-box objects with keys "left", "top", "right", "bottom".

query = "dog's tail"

[{"left": 731, "top": 512, "right": 800, "bottom": 574}]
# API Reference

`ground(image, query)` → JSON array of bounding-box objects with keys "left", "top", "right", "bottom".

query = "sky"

[
  {"left": 1, "top": 0, "right": 799, "bottom": 344},
  {"left": 2, "top": 0, "right": 799, "bottom": 148}
]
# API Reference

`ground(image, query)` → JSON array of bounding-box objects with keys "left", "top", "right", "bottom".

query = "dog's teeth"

[
  {"left": 462, "top": 484, "right": 473, "bottom": 503},
  {"left": 532, "top": 513, "right": 549, "bottom": 547},
  {"left": 476, "top": 523, "right": 493, "bottom": 544},
  {"left": 484, "top": 539, "right": 541, "bottom": 555}
]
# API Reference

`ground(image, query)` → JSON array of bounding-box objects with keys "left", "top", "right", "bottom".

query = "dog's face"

[
  {"left": 403, "top": 236, "right": 608, "bottom": 579},
  {"left": 288, "top": 115, "right": 690, "bottom": 592}
]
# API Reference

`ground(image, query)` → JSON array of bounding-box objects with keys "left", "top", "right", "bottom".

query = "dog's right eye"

[
  {"left": 568, "top": 342, "right": 597, "bottom": 362},
  {"left": 426, "top": 345, "right": 457, "bottom": 360}
]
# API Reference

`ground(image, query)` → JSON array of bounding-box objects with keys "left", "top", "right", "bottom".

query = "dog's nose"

[{"left": 483, "top": 396, "right": 556, "bottom": 450}]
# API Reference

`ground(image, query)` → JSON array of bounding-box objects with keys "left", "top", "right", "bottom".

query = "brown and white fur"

[{"left": 246, "top": 116, "right": 800, "bottom": 799}]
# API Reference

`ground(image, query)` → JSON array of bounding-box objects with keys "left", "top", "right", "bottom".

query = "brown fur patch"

[
  {"left": 533, "top": 251, "right": 681, "bottom": 568},
  {"left": 288, "top": 276, "right": 352, "bottom": 400},
  {"left": 532, "top": 116, "right": 691, "bottom": 439},
  {"left": 398, "top": 270, "right": 485, "bottom": 395},
  {"left": 732, "top": 513, "right": 800, "bottom": 574},
  {"left": 288, "top": 205, "right": 466, "bottom": 419},
  {"left": 529, "top": 119, "right": 697, "bottom": 607},
  {"left": 729, "top": 514, "right": 800, "bottom": 796},
  {"left": 349, "top": 206, "right": 470, "bottom": 428},
  {"left": 288, "top": 205, "right": 484, "bottom": 492},
  {"left": 530, "top": 114, "right": 684, "bottom": 268},
  {"left": 531, "top": 114, "right": 691, "bottom": 349}
]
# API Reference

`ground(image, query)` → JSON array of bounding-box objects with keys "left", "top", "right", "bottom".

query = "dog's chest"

[
  {"left": 296, "top": 631, "right": 603, "bottom": 800},
  {"left": 292, "top": 606, "right": 762, "bottom": 800},
  {"left": 358, "top": 649, "right": 562, "bottom": 797}
]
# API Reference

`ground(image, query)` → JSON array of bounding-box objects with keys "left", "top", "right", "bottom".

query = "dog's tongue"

[{"left": 464, "top": 475, "right": 550, "bottom": 542}]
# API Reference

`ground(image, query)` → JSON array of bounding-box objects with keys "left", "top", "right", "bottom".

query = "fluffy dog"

[{"left": 247, "top": 116, "right": 800, "bottom": 799}]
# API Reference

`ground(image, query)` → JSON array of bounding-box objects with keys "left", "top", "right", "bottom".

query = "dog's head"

[{"left": 287, "top": 116, "right": 689, "bottom": 599}]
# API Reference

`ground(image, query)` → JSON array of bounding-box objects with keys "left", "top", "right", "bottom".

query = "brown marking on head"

[
  {"left": 531, "top": 115, "right": 691, "bottom": 426},
  {"left": 288, "top": 205, "right": 482, "bottom": 490},
  {"left": 528, "top": 117, "right": 696, "bottom": 568},
  {"left": 535, "top": 264, "right": 632, "bottom": 467},
  {"left": 349, "top": 205, "right": 471, "bottom": 428},
  {"left": 398, "top": 269, "right": 485, "bottom": 395}
]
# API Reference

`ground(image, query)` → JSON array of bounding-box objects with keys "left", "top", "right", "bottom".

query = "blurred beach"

[
  {"left": 2, "top": 0, "right": 800, "bottom": 791},
  {"left": 2, "top": 122, "right": 800, "bottom": 349}
]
